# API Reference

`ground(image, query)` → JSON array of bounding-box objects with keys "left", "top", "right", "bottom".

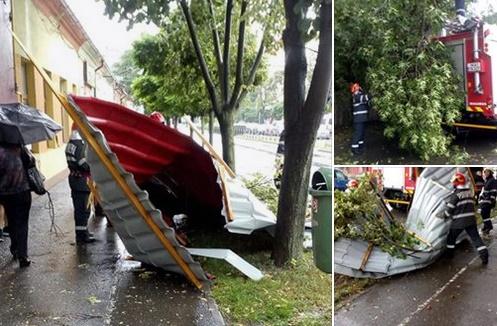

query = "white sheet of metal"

[
  {"left": 334, "top": 167, "right": 472, "bottom": 278},
  {"left": 221, "top": 176, "right": 277, "bottom": 235},
  {"left": 188, "top": 248, "right": 264, "bottom": 281}
]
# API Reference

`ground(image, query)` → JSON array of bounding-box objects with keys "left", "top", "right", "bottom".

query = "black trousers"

[
  {"left": 0, "top": 191, "right": 31, "bottom": 258},
  {"left": 71, "top": 190, "right": 90, "bottom": 234},
  {"left": 446, "top": 225, "right": 487, "bottom": 257},
  {"left": 481, "top": 205, "right": 493, "bottom": 230},
  {"left": 351, "top": 122, "right": 365, "bottom": 152}
]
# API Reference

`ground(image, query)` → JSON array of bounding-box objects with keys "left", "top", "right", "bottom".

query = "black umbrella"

[{"left": 0, "top": 103, "right": 62, "bottom": 145}]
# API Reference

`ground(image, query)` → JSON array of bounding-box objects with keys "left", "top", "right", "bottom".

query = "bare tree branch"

[
  {"left": 206, "top": 0, "right": 223, "bottom": 82},
  {"left": 222, "top": 0, "right": 234, "bottom": 103},
  {"left": 178, "top": 0, "right": 220, "bottom": 114},
  {"left": 233, "top": 38, "right": 265, "bottom": 109},
  {"left": 230, "top": 0, "right": 248, "bottom": 107},
  {"left": 302, "top": 0, "right": 332, "bottom": 129}
]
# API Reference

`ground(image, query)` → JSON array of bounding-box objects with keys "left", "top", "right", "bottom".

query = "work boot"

[
  {"left": 76, "top": 231, "right": 96, "bottom": 244},
  {"left": 19, "top": 257, "right": 31, "bottom": 268},
  {"left": 480, "top": 249, "right": 489, "bottom": 265},
  {"left": 482, "top": 221, "right": 493, "bottom": 235}
]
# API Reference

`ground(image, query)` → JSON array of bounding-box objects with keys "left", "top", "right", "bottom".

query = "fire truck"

[
  {"left": 340, "top": 167, "right": 420, "bottom": 208},
  {"left": 440, "top": 0, "right": 497, "bottom": 130}
]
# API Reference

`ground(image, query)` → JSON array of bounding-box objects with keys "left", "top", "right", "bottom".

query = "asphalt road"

[
  {"left": 335, "top": 224, "right": 497, "bottom": 326},
  {"left": 0, "top": 180, "right": 223, "bottom": 326},
  {"left": 180, "top": 128, "right": 331, "bottom": 179}
]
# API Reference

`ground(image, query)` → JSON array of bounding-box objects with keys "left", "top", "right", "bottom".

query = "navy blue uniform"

[
  {"left": 444, "top": 187, "right": 488, "bottom": 263},
  {"left": 65, "top": 133, "right": 92, "bottom": 241},
  {"left": 351, "top": 90, "right": 370, "bottom": 154},
  {"left": 479, "top": 175, "right": 497, "bottom": 232}
]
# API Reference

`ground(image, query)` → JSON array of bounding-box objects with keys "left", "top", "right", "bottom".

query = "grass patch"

[
  {"left": 334, "top": 275, "right": 376, "bottom": 309},
  {"left": 196, "top": 245, "right": 331, "bottom": 325},
  {"left": 188, "top": 174, "right": 331, "bottom": 325}
]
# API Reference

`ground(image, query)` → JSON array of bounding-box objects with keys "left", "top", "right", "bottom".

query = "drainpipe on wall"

[{"left": 93, "top": 59, "right": 104, "bottom": 97}]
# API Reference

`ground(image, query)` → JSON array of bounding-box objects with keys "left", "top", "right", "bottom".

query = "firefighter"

[
  {"left": 441, "top": 172, "right": 488, "bottom": 264},
  {"left": 479, "top": 168, "right": 497, "bottom": 235},
  {"left": 350, "top": 83, "right": 370, "bottom": 155},
  {"left": 65, "top": 127, "right": 96, "bottom": 244}
]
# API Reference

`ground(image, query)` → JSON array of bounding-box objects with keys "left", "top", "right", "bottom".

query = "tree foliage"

[
  {"left": 335, "top": 0, "right": 464, "bottom": 160},
  {"left": 100, "top": 0, "right": 282, "bottom": 170},
  {"left": 334, "top": 176, "right": 419, "bottom": 259},
  {"left": 129, "top": 17, "right": 210, "bottom": 118}
]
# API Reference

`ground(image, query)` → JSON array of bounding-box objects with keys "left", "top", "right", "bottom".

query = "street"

[
  {"left": 0, "top": 179, "right": 223, "bottom": 326},
  {"left": 335, "top": 224, "right": 497, "bottom": 326},
  {"left": 181, "top": 127, "right": 331, "bottom": 179}
]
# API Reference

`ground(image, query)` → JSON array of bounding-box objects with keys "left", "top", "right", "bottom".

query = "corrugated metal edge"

[
  {"left": 68, "top": 96, "right": 208, "bottom": 282},
  {"left": 335, "top": 167, "right": 472, "bottom": 278}
]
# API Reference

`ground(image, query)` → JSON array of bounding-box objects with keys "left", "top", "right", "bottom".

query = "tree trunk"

[
  {"left": 201, "top": 115, "right": 205, "bottom": 135},
  {"left": 209, "top": 109, "right": 214, "bottom": 145},
  {"left": 273, "top": 0, "right": 332, "bottom": 267},
  {"left": 174, "top": 117, "right": 178, "bottom": 129},
  {"left": 217, "top": 109, "right": 236, "bottom": 172}
]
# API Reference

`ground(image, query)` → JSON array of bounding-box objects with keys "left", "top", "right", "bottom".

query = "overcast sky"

[{"left": 64, "top": 0, "right": 158, "bottom": 66}]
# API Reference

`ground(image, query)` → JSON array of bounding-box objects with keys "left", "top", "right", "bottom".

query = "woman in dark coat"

[{"left": 0, "top": 142, "right": 32, "bottom": 267}]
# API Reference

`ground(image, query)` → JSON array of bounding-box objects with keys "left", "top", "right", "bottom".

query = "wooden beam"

[
  {"left": 218, "top": 165, "right": 234, "bottom": 222},
  {"left": 184, "top": 117, "right": 236, "bottom": 178},
  {"left": 10, "top": 29, "right": 203, "bottom": 290}
]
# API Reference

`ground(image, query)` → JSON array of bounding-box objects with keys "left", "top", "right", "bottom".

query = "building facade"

[{"left": 0, "top": 0, "right": 130, "bottom": 181}]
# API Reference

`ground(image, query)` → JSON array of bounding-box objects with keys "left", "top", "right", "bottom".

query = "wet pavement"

[
  {"left": 335, "top": 123, "right": 497, "bottom": 165},
  {"left": 335, "top": 227, "right": 497, "bottom": 326},
  {"left": 0, "top": 180, "right": 224, "bottom": 326}
]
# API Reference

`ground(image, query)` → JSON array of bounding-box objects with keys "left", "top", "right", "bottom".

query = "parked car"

[{"left": 334, "top": 168, "right": 349, "bottom": 191}]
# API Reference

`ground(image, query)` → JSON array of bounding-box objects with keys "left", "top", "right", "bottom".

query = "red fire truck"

[{"left": 440, "top": 1, "right": 497, "bottom": 130}]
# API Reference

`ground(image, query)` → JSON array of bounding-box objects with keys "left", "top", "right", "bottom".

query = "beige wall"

[{"left": 11, "top": 0, "right": 119, "bottom": 180}]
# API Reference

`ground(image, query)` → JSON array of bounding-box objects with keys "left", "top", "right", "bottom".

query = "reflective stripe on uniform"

[
  {"left": 446, "top": 244, "right": 455, "bottom": 249},
  {"left": 353, "top": 110, "right": 368, "bottom": 115},
  {"left": 456, "top": 199, "right": 475, "bottom": 206},
  {"left": 483, "top": 218, "right": 492, "bottom": 222},
  {"left": 480, "top": 200, "right": 492, "bottom": 204},
  {"left": 445, "top": 211, "right": 452, "bottom": 217},
  {"left": 452, "top": 212, "right": 474, "bottom": 219},
  {"left": 75, "top": 226, "right": 87, "bottom": 231},
  {"left": 351, "top": 144, "right": 359, "bottom": 148},
  {"left": 447, "top": 203, "right": 455, "bottom": 208},
  {"left": 358, "top": 141, "right": 364, "bottom": 144},
  {"left": 477, "top": 246, "right": 488, "bottom": 251}
]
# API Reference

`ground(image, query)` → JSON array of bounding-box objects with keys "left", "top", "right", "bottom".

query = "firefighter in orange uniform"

[{"left": 350, "top": 83, "right": 370, "bottom": 155}]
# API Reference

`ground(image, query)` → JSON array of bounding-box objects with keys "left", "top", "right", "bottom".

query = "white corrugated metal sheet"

[{"left": 334, "top": 167, "right": 472, "bottom": 278}]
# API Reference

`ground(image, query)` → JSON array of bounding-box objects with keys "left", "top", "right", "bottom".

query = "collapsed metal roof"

[{"left": 335, "top": 167, "right": 472, "bottom": 278}]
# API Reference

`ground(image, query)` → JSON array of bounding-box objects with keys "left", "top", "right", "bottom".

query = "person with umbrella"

[{"left": 0, "top": 103, "right": 62, "bottom": 268}]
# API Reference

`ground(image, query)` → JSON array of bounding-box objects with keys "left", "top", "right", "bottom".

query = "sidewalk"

[
  {"left": 335, "top": 232, "right": 497, "bottom": 326},
  {"left": 0, "top": 180, "right": 224, "bottom": 326}
]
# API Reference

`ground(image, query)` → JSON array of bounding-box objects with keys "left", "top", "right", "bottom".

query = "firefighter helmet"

[
  {"left": 350, "top": 83, "right": 361, "bottom": 94},
  {"left": 150, "top": 111, "right": 166, "bottom": 124},
  {"left": 451, "top": 172, "right": 466, "bottom": 187},
  {"left": 348, "top": 179, "right": 359, "bottom": 189}
]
